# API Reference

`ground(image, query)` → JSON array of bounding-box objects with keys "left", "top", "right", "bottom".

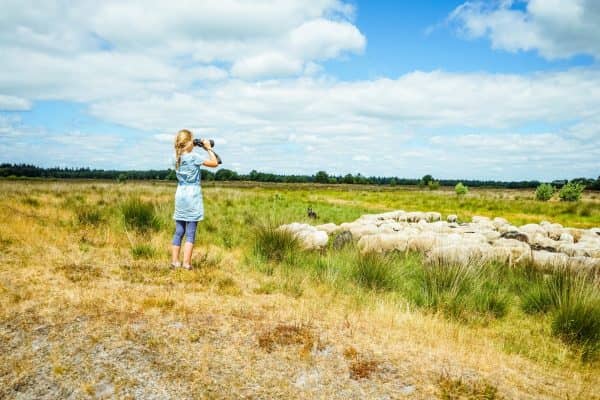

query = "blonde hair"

[{"left": 174, "top": 129, "right": 193, "bottom": 170}]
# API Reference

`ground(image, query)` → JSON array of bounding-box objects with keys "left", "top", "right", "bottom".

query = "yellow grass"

[{"left": 0, "top": 180, "right": 599, "bottom": 399}]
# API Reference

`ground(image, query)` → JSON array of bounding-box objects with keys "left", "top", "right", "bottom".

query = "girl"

[{"left": 171, "top": 129, "right": 218, "bottom": 270}]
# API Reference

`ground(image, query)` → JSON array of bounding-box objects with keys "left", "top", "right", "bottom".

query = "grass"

[
  {"left": 0, "top": 179, "right": 599, "bottom": 399},
  {"left": 120, "top": 196, "right": 160, "bottom": 231}
]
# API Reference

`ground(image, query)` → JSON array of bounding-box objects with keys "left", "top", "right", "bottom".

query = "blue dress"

[{"left": 173, "top": 150, "right": 204, "bottom": 221}]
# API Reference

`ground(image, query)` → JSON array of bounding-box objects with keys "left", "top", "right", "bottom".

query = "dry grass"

[{"left": 0, "top": 180, "right": 599, "bottom": 399}]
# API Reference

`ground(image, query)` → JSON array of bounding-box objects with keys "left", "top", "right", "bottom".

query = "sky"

[{"left": 0, "top": 0, "right": 599, "bottom": 181}]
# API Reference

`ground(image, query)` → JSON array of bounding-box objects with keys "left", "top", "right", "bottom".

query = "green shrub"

[
  {"left": 252, "top": 224, "right": 299, "bottom": 264},
  {"left": 428, "top": 180, "right": 440, "bottom": 190},
  {"left": 558, "top": 182, "right": 585, "bottom": 202},
  {"left": 455, "top": 182, "right": 468, "bottom": 196},
  {"left": 120, "top": 197, "right": 160, "bottom": 231},
  {"left": 535, "top": 183, "right": 555, "bottom": 201},
  {"left": 351, "top": 252, "right": 402, "bottom": 291},
  {"left": 131, "top": 244, "right": 156, "bottom": 259}
]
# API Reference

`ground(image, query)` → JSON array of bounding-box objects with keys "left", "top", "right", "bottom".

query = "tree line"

[{"left": 1, "top": 163, "right": 599, "bottom": 190}]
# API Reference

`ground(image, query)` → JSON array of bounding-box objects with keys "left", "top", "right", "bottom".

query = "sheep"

[
  {"left": 492, "top": 217, "right": 509, "bottom": 229},
  {"left": 471, "top": 216, "right": 491, "bottom": 224},
  {"left": 357, "top": 233, "right": 409, "bottom": 253},
  {"left": 279, "top": 223, "right": 329, "bottom": 249},
  {"left": 532, "top": 250, "right": 569, "bottom": 270},
  {"left": 315, "top": 223, "right": 340, "bottom": 234},
  {"left": 519, "top": 224, "right": 546, "bottom": 241},
  {"left": 558, "top": 232, "right": 574, "bottom": 243},
  {"left": 542, "top": 223, "right": 565, "bottom": 240},
  {"left": 447, "top": 214, "right": 458, "bottom": 223},
  {"left": 407, "top": 231, "right": 439, "bottom": 252},
  {"left": 491, "top": 238, "right": 531, "bottom": 264},
  {"left": 425, "top": 212, "right": 442, "bottom": 222},
  {"left": 426, "top": 244, "right": 493, "bottom": 266}
]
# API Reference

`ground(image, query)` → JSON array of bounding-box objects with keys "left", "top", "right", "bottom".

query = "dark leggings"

[{"left": 172, "top": 220, "right": 198, "bottom": 246}]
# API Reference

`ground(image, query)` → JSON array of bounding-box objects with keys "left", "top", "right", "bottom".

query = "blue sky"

[{"left": 0, "top": 0, "right": 598, "bottom": 180}]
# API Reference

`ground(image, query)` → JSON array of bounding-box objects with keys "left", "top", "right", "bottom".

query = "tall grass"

[
  {"left": 252, "top": 224, "right": 300, "bottom": 265},
  {"left": 120, "top": 196, "right": 160, "bottom": 231},
  {"left": 351, "top": 251, "right": 403, "bottom": 291},
  {"left": 519, "top": 266, "right": 600, "bottom": 358}
]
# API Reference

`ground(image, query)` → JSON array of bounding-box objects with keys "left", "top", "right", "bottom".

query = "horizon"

[{"left": 0, "top": 1, "right": 599, "bottom": 181}]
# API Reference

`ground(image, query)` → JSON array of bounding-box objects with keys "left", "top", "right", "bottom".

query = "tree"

[
  {"left": 559, "top": 181, "right": 585, "bottom": 202},
  {"left": 455, "top": 182, "right": 468, "bottom": 196},
  {"left": 215, "top": 168, "right": 238, "bottom": 181},
  {"left": 315, "top": 170, "right": 329, "bottom": 184},
  {"left": 421, "top": 174, "right": 434, "bottom": 186},
  {"left": 535, "top": 183, "right": 555, "bottom": 201},
  {"left": 343, "top": 173, "right": 355, "bottom": 184}
]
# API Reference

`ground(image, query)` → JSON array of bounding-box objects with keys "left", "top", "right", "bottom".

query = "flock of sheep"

[{"left": 278, "top": 211, "right": 600, "bottom": 272}]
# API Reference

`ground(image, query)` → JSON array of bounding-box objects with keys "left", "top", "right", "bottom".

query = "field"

[{"left": 1, "top": 180, "right": 599, "bottom": 399}]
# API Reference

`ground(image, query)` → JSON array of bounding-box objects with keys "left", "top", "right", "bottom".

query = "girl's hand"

[{"left": 201, "top": 139, "right": 212, "bottom": 150}]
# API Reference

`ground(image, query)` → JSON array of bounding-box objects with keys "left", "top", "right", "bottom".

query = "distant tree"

[
  {"left": 343, "top": 173, "right": 355, "bottom": 184},
  {"left": 165, "top": 169, "right": 177, "bottom": 181},
  {"left": 535, "top": 183, "right": 555, "bottom": 201},
  {"left": 389, "top": 177, "right": 398, "bottom": 186},
  {"left": 116, "top": 173, "right": 128, "bottom": 183},
  {"left": 559, "top": 181, "right": 585, "bottom": 202},
  {"left": 315, "top": 170, "right": 329, "bottom": 184},
  {"left": 215, "top": 168, "right": 238, "bottom": 181},
  {"left": 421, "top": 174, "right": 434, "bottom": 186},
  {"left": 455, "top": 182, "right": 468, "bottom": 196}
]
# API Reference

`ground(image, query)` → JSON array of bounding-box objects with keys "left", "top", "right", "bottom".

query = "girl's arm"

[{"left": 201, "top": 139, "right": 219, "bottom": 168}]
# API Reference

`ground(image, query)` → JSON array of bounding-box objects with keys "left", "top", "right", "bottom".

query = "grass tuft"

[
  {"left": 351, "top": 251, "right": 402, "bottom": 291},
  {"left": 120, "top": 197, "right": 160, "bottom": 231},
  {"left": 131, "top": 244, "right": 156, "bottom": 259},
  {"left": 252, "top": 224, "right": 299, "bottom": 264},
  {"left": 437, "top": 372, "right": 502, "bottom": 399}
]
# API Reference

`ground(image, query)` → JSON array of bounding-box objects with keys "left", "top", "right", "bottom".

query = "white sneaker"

[
  {"left": 182, "top": 264, "right": 192, "bottom": 270},
  {"left": 170, "top": 262, "right": 181, "bottom": 269}
]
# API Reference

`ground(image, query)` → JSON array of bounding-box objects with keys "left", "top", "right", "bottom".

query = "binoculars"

[{"left": 193, "top": 138, "right": 222, "bottom": 165}]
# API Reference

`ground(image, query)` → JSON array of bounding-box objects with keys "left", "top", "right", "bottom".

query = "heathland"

[{"left": 1, "top": 180, "right": 599, "bottom": 399}]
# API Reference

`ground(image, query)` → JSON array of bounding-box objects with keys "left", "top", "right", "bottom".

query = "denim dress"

[{"left": 173, "top": 151, "right": 204, "bottom": 222}]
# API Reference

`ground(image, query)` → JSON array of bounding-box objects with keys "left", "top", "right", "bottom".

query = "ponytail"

[{"left": 174, "top": 129, "right": 193, "bottom": 170}]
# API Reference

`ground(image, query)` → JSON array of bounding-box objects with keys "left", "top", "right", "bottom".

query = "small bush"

[
  {"left": 131, "top": 244, "right": 156, "bottom": 259},
  {"left": 351, "top": 252, "right": 402, "bottom": 291},
  {"left": 535, "top": 183, "right": 555, "bottom": 201},
  {"left": 559, "top": 182, "right": 585, "bottom": 202},
  {"left": 455, "top": 182, "right": 468, "bottom": 196},
  {"left": 120, "top": 197, "right": 160, "bottom": 231},
  {"left": 428, "top": 180, "right": 440, "bottom": 190},
  {"left": 253, "top": 225, "right": 299, "bottom": 264}
]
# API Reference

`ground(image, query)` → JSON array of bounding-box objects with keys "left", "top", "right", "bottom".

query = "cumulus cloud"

[
  {"left": 0, "top": 0, "right": 598, "bottom": 179},
  {"left": 448, "top": 0, "right": 600, "bottom": 59}
]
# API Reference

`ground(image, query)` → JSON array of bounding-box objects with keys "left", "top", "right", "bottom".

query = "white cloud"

[
  {"left": 448, "top": 0, "right": 600, "bottom": 59},
  {"left": 0, "top": 95, "right": 31, "bottom": 111}
]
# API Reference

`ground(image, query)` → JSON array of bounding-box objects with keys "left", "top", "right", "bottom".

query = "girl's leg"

[
  {"left": 182, "top": 221, "right": 198, "bottom": 268},
  {"left": 171, "top": 220, "right": 186, "bottom": 264}
]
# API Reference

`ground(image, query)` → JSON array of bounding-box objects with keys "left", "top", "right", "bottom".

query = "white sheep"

[
  {"left": 357, "top": 232, "right": 410, "bottom": 253},
  {"left": 447, "top": 214, "right": 458, "bottom": 223}
]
